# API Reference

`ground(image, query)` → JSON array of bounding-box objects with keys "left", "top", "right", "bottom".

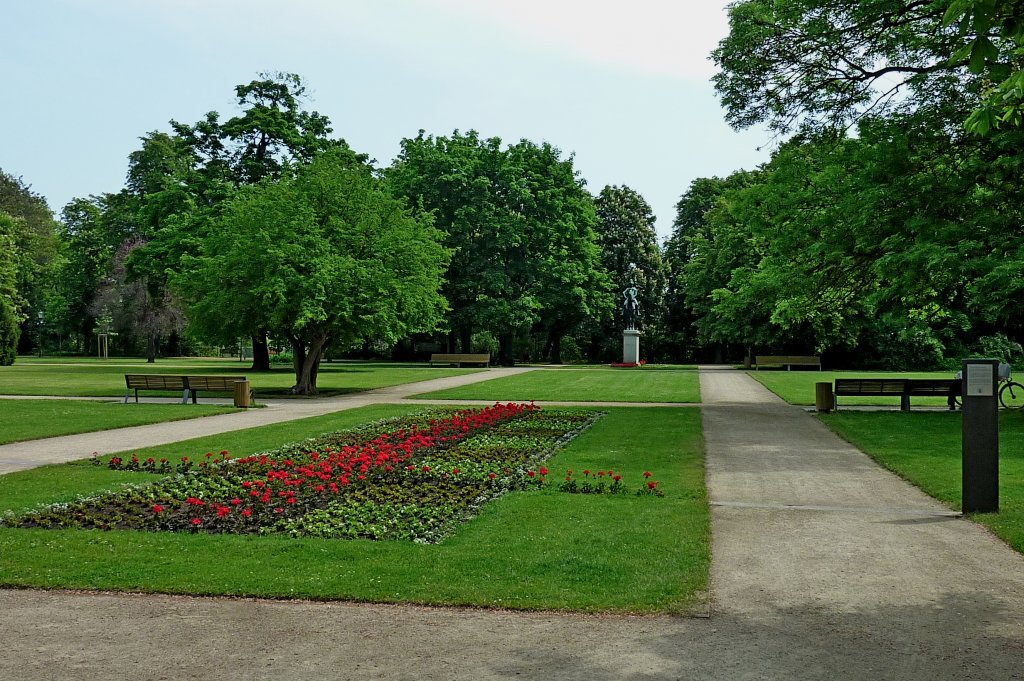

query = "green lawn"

[
  {"left": 0, "top": 406, "right": 708, "bottom": 614},
  {"left": 821, "top": 410, "right": 1024, "bottom": 553},
  {"left": 415, "top": 367, "right": 701, "bottom": 403},
  {"left": 0, "top": 357, "right": 480, "bottom": 397},
  {"left": 751, "top": 369, "right": 958, "bottom": 407},
  {"left": 0, "top": 399, "right": 235, "bottom": 445}
]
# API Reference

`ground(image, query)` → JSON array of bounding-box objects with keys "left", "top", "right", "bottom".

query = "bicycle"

[{"left": 951, "top": 363, "right": 1024, "bottom": 409}]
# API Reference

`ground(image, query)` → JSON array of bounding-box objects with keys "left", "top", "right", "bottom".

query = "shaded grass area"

[
  {"left": 752, "top": 370, "right": 957, "bottom": 407},
  {"left": 0, "top": 399, "right": 235, "bottom": 445},
  {"left": 0, "top": 407, "right": 708, "bottom": 613},
  {"left": 415, "top": 367, "right": 701, "bottom": 403},
  {"left": 821, "top": 410, "right": 1024, "bottom": 553},
  {"left": 0, "top": 358, "right": 479, "bottom": 397}
]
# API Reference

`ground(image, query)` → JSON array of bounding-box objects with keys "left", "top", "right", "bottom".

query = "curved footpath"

[{"left": 1, "top": 367, "right": 1023, "bottom": 680}]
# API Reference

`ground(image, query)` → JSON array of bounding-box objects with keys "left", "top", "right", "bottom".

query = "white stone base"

[{"left": 622, "top": 329, "right": 641, "bottom": 364}]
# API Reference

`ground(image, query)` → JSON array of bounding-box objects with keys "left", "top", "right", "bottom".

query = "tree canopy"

[{"left": 178, "top": 149, "right": 450, "bottom": 394}]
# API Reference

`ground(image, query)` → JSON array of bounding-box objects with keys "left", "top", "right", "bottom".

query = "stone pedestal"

[{"left": 622, "top": 329, "right": 641, "bottom": 364}]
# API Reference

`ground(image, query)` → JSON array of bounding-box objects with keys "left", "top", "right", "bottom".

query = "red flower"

[
  {"left": 452, "top": 468, "right": 460, "bottom": 476},
  {"left": 613, "top": 475, "right": 622, "bottom": 482},
  {"left": 647, "top": 481, "right": 658, "bottom": 489},
  {"left": 230, "top": 498, "right": 241, "bottom": 505},
  {"left": 539, "top": 466, "right": 548, "bottom": 476},
  {"left": 241, "top": 508, "right": 252, "bottom": 518},
  {"left": 488, "top": 472, "right": 496, "bottom": 480},
  {"left": 152, "top": 504, "right": 164, "bottom": 513},
  {"left": 191, "top": 518, "right": 202, "bottom": 526},
  {"left": 527, "top": 470, "right": 536, "bottom": 478},
  {"left": 643, "top": 471, "right": 652, "bottom": 478}
]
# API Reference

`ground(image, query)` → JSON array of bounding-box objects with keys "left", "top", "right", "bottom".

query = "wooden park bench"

[
  {"left": 124, "top": 374, "right": 248, "bottom": 404},
  {"left": 429, "top": 353, "right": 491, "bottom": 367},
  {"left": 833, "top": 378, "right": 956, "bottom": 411},
  {"left": 755, "top": 355, "right": 822, "bottom": 370}
]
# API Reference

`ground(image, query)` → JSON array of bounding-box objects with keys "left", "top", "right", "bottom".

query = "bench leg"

[
  {"left": 901, "top": 395, "right": 910, "bottom": 411},
  {"left": 181, "top": 389, "right": 189, "bottom": 405},
  {"left": 191, "top": 390, "right": 198, "bottom": 405}
]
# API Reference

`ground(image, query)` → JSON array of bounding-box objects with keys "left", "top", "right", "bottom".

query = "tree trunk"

[
  {"left": 291, "top": 335, "right": 328, "bottom": 395},
  {"left": 547, "top": 330, "right": 563, "bottom": 365},
  {"left": 498, "top": 333, "right": 515, "bottom": 367},
  {"left": 446, "top": 331, "right": 457, "bottom": 354},
  {"left": 146, "top": 332, "right": 158, "bottom": 363},
  {"left": 250, "top": 331, "right": 271, "bottom": 371},
  {"left": 459, "top": 326, "right": 473, "bottom": 353}
]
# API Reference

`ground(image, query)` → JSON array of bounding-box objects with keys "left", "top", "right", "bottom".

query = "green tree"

[
  {"left": 388, "top": 132, "right": 609, "bottom": 365},
  {"left": 0, "top": 212, "right": 24, "bottom": 364},
  {"left": 178, "top": 149, "right": 449, "bottom": 395},
  {"left": 0, "top": 170, "right": 58, "bottom": 353},
  {"left": 136, "top": 72, "right": 345, "bottom": 369}
]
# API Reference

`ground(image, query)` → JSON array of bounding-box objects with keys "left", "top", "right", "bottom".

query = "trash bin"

[
  {"left": 233, "top": 380, "right": 252, "bottom": 408},
  {"left": 815, "top": 382, "right": 833, "bottom": 413}
]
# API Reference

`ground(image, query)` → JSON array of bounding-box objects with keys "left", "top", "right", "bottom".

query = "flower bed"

[{"left": 4, "top": 403, "right": 612, "bottom": 543}]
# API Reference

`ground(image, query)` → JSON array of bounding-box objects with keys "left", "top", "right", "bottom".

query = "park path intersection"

[{"left": 1, "top": 366, "right": 1023, "bottom": 679}]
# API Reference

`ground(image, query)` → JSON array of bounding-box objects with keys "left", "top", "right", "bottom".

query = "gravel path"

[{"left": 1, "top": 367, "right": 1022, "bottom": 680}]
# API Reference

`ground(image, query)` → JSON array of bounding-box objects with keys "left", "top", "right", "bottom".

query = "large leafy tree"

[
  {"left": 132, "top": 72, "right": 343, "bottom": 369},
  {"left": 178, "top": 149, "right": 449, "bottom": 395},
  {"left": 388, "top": 132, "right": 609, "bottom": 364},
  {"left": 0, "top": 170, "right": 58, "bottom": 354},
  {"left": 0, "top": 212, "right": 23, "bottom": 364}
]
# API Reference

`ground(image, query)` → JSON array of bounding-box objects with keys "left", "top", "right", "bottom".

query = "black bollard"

[{"left": 962, "top": 359, "right": 999, "bottom": 513}]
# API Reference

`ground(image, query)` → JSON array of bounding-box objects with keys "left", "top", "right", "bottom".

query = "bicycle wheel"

[{"left": 999, "top": 381, "right": 1024, "bottom": 409}]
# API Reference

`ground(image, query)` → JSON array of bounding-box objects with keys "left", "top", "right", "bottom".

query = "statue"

[
  {"left": 622, "top": 285, "right": 640, "bottom": 330},
  {"left": 622, "top": 263, "right": 641, "bottom": 330}
]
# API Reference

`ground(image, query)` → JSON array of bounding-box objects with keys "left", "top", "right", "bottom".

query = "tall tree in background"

[
  {"left": 133, "top": 72, "right": 343, "bottom": 369},
  {"left": 592, "top": 185, "right": 666, "bottom": 360},
  {"left": 0, "top": 212, "right": 24, "bottom": 364},
  {"left": 178, "top": 149, "right": 449, "bottom": 394},
  {"left": 0, "top": 170, "right": 58, "bottom": 354},
  {"left": 389, "top": 132, "right": 608, "bottom": 364}
]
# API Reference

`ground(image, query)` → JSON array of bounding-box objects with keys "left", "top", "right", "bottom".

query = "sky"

[{"left": 1, "top": 0, "right": 770, "bottom": 241}]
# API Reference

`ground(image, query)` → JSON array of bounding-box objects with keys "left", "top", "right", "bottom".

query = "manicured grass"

[
  {"left": 0, "top": 399, "right": 235, "bottom": 445},
  {"left": 0, "top": 357, "right": 480, "bottom": 397},
  {"left": 0, "top": 406, "right": 708, "bottom": 614},
  {"left": 751, "top": 369, "right": 957, "bottom": 407},
  {"left": 415, "top": 367, "right": 701, "bottom": 403},
  {"left": 821, "top": 410, "right": 1024, "bottom": 553}
]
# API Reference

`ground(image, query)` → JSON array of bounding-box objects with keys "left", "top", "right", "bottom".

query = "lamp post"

[{"left": 36, "top": 310, "right": 44, "bottom": 358}]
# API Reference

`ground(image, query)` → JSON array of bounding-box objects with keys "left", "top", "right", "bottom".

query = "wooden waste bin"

[
  {"left": 815, "top": 382, "right": 833, "bottom": 413},
  {"left": 233, "top": 380, "right": 252, "bottom": 408}
]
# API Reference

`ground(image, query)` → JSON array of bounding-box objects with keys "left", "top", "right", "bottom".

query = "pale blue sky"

[{"left": 2, "top": 0, "right": 768, "bottom": 239}]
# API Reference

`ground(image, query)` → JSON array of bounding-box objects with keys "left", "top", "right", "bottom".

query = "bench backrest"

[
  {"left": 904, "top": 379, "right": 956, "bottom": 396},
  {"left": 756, "top": 355, "right": 820, "bottom": 365},
  {"left": 125, "top": 374, "right": 187, "bottom": 390},
  {"left": 833, "top": 378, "right": 906, "bottom": 395},
  {"left": 430, "top": 354, "right": 490, "bottom": 362},
  {"left": 185, "top": 376, "right": 247, "bottom": 391}
]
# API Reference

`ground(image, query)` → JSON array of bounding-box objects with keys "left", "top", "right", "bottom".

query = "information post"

[{"left": 962, "top": 358, "right": 999, "bottom": 513}]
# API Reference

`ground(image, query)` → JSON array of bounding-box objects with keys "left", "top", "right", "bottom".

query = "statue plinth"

[{"left": 622, "top": 329, "right": 641, "bottom": 364}]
